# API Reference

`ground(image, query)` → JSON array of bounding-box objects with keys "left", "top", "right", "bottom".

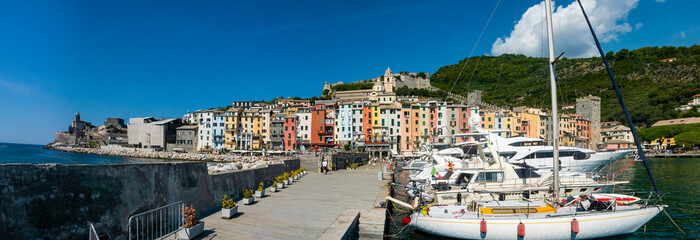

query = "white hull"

[{"left": 411, "top": 206, "right": 662, "bottom": 239}]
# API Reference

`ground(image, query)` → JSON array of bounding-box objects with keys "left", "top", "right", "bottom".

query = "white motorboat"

[
  {"left": 409, "top": 139, "right": 627, "bottom": 204},
  {"left": 481, "top": 132, "right": 632, "bottom": 173}
]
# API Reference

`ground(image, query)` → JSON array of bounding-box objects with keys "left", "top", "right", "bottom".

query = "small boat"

[{"left": 590, "top": 193, "right": 642, "bottom": 206}]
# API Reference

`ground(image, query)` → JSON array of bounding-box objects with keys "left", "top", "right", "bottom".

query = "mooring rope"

[{"left": 44, "top": 151, "right": 81, "bottom": 165}]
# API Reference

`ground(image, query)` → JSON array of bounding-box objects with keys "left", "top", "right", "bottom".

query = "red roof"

[{"left": 692, "top": 93, "right": 700, "bottom": 98}]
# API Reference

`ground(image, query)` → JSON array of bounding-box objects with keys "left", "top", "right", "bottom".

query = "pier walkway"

[{"left": 196, "top": 161, "right": 385, "bottom": 240}]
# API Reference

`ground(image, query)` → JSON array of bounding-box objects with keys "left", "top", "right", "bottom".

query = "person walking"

[
  {"left": 321, "top": 158, "right": 328, "bottom": 175},
  {"left": 318, "top": 157, "right": 323, "bottom": 173}
]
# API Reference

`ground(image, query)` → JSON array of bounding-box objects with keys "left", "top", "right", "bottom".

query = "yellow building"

[
  {"left": 651, "top": 137, "right": 676, "bottom": 150},
  {"left": 370, "top": 101, "right": 382, "bottom": 141},
  {"left": 481, "top": 111, "right": 496, "bottom": 130},
  {"left": 224, "top": 108, "right": 241, "bottom": 149},
  {"left": 241, "top": 110, "right": 263, "bottom": 149}
]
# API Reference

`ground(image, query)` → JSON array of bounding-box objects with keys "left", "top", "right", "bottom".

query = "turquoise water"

[
  {"left": 0, "top": 142, "right": 160, "bottom": 165},
  {"left": 391, "top": 157, "right": 700, "bottom": 239}
]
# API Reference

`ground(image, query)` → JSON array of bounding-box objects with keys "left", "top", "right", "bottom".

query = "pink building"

[
  {"left": 457, "top": 106, "right": 471, "bottom": 143},
  {"left": 400, "top": 103, "right": 416, "bottom": 153}
]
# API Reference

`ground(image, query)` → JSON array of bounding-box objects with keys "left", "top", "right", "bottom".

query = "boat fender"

[
  {"left": 422, "top": 206, "right": 428, "bottom": 215},
  {"left": 402, "top": 216, "right": 411, "bottom": 225},
  {"left": 480, "top": 220, "right": 487, "bottom": 233},
  {"left": 518, "top": 222, "right": 525, "bottom": 237},
  {"left": 571, "top": 219, "right": 579, "bottom": 234}
]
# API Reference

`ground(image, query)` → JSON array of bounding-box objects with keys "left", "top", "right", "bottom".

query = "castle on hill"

[{"left": 324, "top": 67, "right": 431, "bottom": 102}]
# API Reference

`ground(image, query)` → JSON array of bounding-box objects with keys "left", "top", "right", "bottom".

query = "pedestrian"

[
  {"left": 322, "top": 159, "right": 328, "bottom": 175},
  {"left": 318, "top": 157, "right": 323, "bottom": 173}
]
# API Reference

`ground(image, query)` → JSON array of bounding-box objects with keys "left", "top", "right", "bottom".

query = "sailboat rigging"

[{"left": 388, "top": 0, "right": 667, "bottom": 238}]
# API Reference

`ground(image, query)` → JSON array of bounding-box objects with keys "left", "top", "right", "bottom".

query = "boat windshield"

[
  {"left": 523, "top": 150, "right": 590, "bottom": 160},
  {"left": 508, "top": 141, "right": 544, "bottom": 146}
]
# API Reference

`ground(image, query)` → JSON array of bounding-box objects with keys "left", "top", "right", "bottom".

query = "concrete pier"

[{"left": 197, "top": 159, "right": 387, "bottom": 240}]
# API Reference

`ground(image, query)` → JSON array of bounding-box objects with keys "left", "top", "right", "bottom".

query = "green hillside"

[
  {"left": 430, "top": 45, "right": 700, "bottom": 127},
  {"left": 638, "top": 123, "right": 700, "bottom": 147}
]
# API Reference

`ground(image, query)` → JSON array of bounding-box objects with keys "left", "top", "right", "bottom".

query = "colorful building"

[{"left": 283, "top": 115, "right": 298, "bottom": 151}]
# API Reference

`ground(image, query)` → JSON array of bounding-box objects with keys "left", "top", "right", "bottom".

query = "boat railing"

[{"left": 127, "top": 201, "right": 184, "bottom": 240}]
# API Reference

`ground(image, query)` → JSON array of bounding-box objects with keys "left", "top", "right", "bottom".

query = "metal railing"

[
  {"left": 88, "top": 222, "right": 99, "bottom": 240},
  {"left": 127, "top": 201, "right": 184, "bottom": 240}
]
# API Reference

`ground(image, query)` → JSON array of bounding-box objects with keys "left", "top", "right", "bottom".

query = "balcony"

[{"left": 318, "top": 130, "right": 333, "bottom": 135}]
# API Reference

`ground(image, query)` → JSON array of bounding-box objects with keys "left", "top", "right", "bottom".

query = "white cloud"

[
  {"left": 0, "top": 79, "right": 33, "bottom": 95},
  {"left": 491, "top": 0, "right": 639, "bottom": 58},
  {"left": 635, "top": 23, "right": 643, "bottom": 30},
  {"left": 680, "top": 31, "right": 686, "bottom": 38}
]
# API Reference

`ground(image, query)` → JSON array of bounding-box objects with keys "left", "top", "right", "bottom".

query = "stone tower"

[
  {"left": 467, "top": 90, "right": 483, "bottom": 106},
  {"left": 383, "top": 67, "right": 394, "bottom": 93},
  {"left": 75, "top": 111, "right": 80, "bottom": 121},
  {"left": 576, "top": 95, "right": 601, "bottom": 149}
]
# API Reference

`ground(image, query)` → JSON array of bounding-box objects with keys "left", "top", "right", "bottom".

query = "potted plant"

[
  {"left": 294, "top": 170, "right": 300, "bottom": 180},
  {"left": 270, "top": 181, "right": 278, "bottom": 192},
  {"left": 284, "top": 172, "right": 292, "bottom": 185},
  {"left": 179, "top": 205, "right": 204, "bottom": 239},
  {"left": 221, "top": 195, "right": 237, "bottom": 219},
  {"left": 276, "top": 176, "right": 285, "bottom": 188},
  {"left": 242, "top": 188, "right": 255, "bottom": 205},
  {"left": 254, "top": 182, "right": 265, "bottom": 197}
]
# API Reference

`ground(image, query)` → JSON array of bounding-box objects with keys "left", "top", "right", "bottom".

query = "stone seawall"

[
  {"left": 0, "top": 159, "right": 299, "bottom": 240},
  {"left": 45, "top": 142, "right": 289, "bottom": 163}
]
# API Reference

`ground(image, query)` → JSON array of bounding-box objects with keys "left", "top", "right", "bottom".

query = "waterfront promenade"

[{"left": 196, "top": 159, "right": 386, "bottom": 239}]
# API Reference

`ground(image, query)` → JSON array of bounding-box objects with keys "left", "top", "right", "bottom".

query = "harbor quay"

[
  {"left": 0, "top": 154, "right": 392, "bottom": 240},
  {"left": 198, "top": 158, "right": 389, "bottom": 240}
]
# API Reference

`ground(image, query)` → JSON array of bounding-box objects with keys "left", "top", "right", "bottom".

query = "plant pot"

[
  {"left": 255, "top": 190, "right": 265, "bottom": 198},
  {"left": 270, "top": 187, "right": 277, "bottom": 192},
  {"left": 283, "top": 180, "right": 289, "bottom": 185},
  {"left": 178, "top": 222, "right": 204, "bottom": 240},
  {"left": 243, "top": 197, "right": 255, "bottom": 205},
  {"left": 303, "top": 171, "right": 307, "bottom": 175},
  {"left": 277, "top": 183, "right": 284, "bottom": 189},
  {"left": 289, "top": 177, "right": 294, "bottom": 182},
  {"left": 294, "top": 175, "right": 299, "bottom": 180},
  {"left": 286, "top": 179, "right": 292, "bottom": 185},
  {"left": 222, "top": 206, "right": 238, "bottom": 219}
]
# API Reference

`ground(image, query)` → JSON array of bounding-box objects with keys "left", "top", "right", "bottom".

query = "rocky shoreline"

[{"left": 44, "top": 142, "right": 295, "bottom": 172}]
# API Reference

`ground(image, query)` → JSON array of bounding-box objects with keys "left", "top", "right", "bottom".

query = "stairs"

[{"left": 358, "top": 209, "right": 385, "bottom": 240}]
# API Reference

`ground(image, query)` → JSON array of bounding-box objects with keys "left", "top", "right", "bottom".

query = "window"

[{"left": 475, "top": 172, "right": 504, "bottom": 182}]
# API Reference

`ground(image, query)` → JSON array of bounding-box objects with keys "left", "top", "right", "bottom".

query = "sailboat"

[{"left": 392, "top": 0, "right": 665, "bottom": 238}]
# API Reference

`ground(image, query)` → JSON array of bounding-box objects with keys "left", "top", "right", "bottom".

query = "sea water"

[{"left": 0, "top": 142, "right": 160, "bottom": 165}]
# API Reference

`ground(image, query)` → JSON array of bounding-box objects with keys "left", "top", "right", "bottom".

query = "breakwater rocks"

[{"left": 45, "top": 142, "right": 293, "bottom": 165}]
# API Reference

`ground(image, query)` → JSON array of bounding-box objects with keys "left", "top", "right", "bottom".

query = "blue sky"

[{"left": 0, "top": 0, "right": 697, "bottom": 144}]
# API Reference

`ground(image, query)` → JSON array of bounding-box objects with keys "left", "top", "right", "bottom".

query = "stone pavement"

[{"left": 195, "top": 163, "right": 385, "bottom": 240}]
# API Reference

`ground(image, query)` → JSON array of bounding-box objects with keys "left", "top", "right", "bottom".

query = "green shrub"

[
  {"left": 243, "top": 189, "right": 253, "bottom": 199},
  {"left": 222, "top": 195, "right": 236, "bottom": 209}
]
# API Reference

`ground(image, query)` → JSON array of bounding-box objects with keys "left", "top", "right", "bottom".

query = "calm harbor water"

[
  {"left": 0, "top": 142, "right": 161, "bottom": 165},
  {"left": 389, "top": 157, "right": 700, "bottom": 239}
]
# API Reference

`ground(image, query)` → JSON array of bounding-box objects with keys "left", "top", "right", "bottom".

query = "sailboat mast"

[{"left": 544, "top": 0, "right": 560, "bottom": 203}]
